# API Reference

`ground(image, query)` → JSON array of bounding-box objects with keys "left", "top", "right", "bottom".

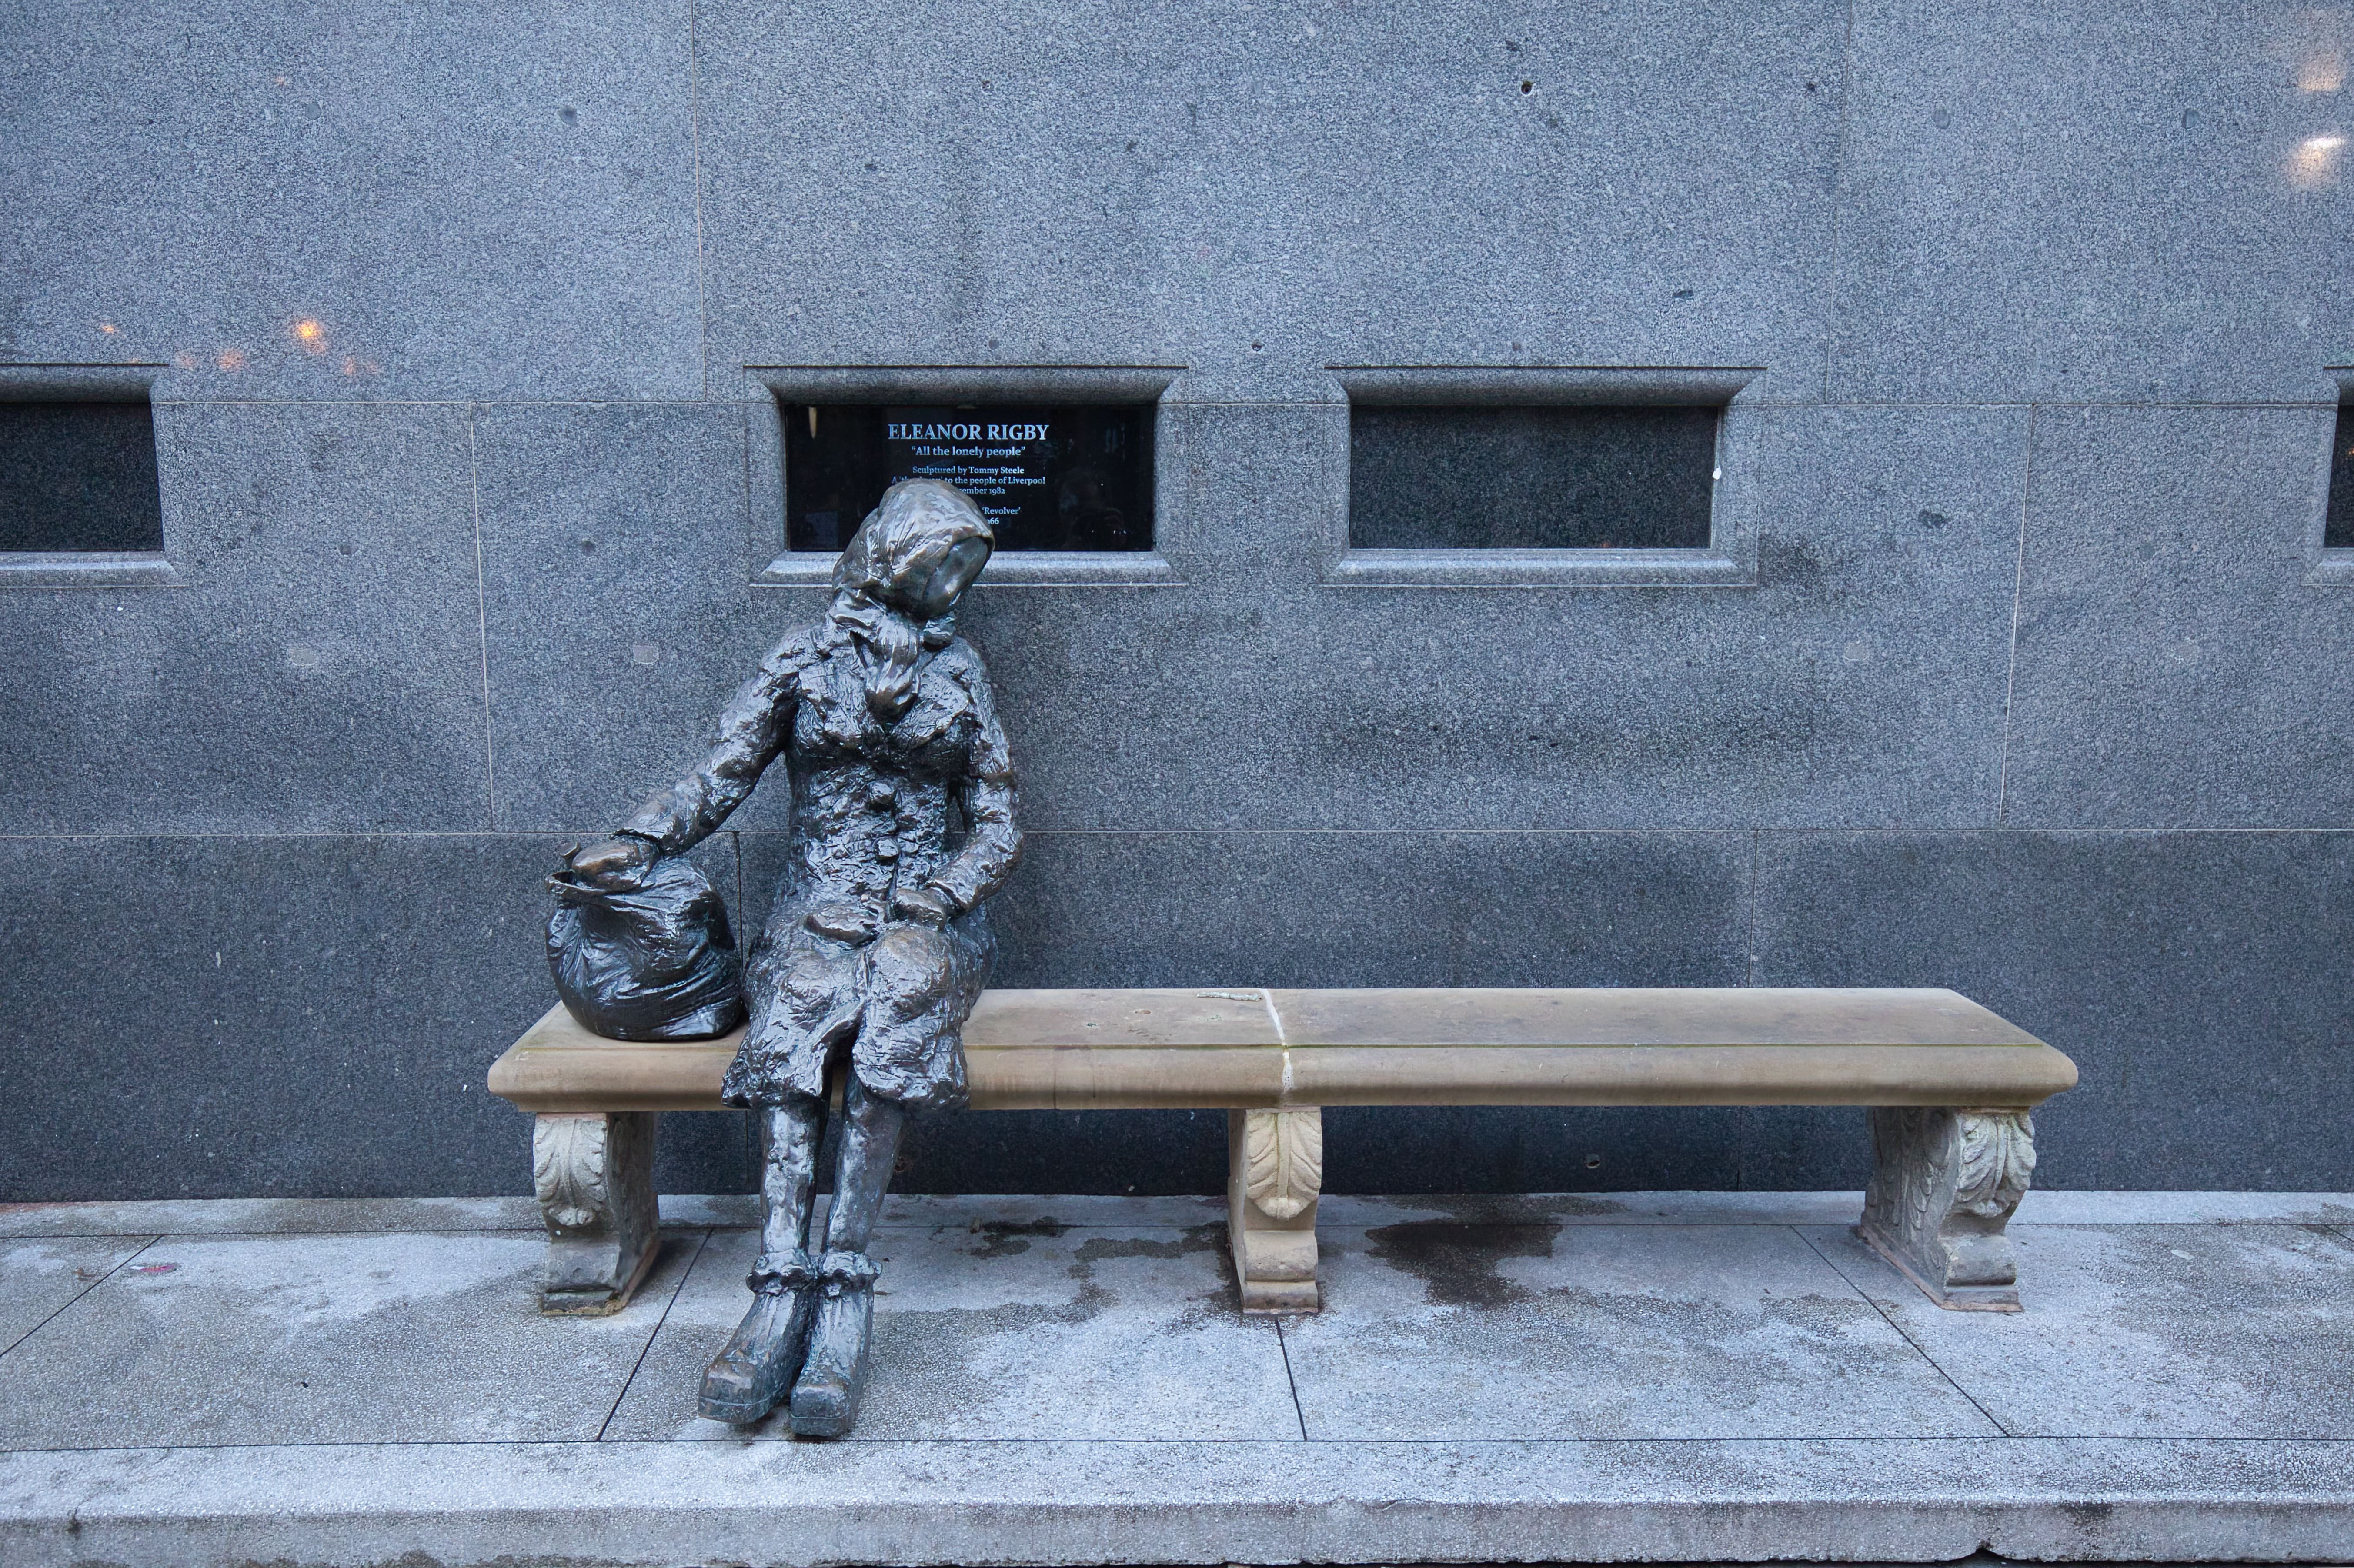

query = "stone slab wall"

[{"left": 4, "top": 2, "right": 2350, "bottom": 1199}]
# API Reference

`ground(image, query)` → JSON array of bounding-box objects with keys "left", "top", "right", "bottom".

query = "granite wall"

[{"left": 4, "top": 1, "right": 2351, "bottom": 1201}]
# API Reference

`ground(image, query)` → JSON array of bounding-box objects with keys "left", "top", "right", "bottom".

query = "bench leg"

[
  {"left": 1858, "top": 1107, "right": 2035, "bottom": 1313},
  {"left": 531, "top": 1111, "right": 660, "bottom": 1316},
  {"left": 1229, "top": 1108, "right": 1322, "bottom": 1313}
]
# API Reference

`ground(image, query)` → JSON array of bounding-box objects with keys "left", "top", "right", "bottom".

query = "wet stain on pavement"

[
  {"left": 1366, "top": 1221, "right": 1560, "bottom": 1308},
  {"left": 1072, "top": 1222, "right": 1222, "bottom": 1268},
  {"left": 964, "top": 1218, "right": 1070, "bottom": 1258},
  {"left": 1413, "top": 1193, "right": 1626, "bottom": 1224}
]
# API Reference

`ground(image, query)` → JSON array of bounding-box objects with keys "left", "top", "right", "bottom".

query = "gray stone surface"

[
  {"left": 1830, "top": 0, "right": 2351, "bottom": 404},
  {"left": 1284, "top": 1219, "right": 1997, "bottom": 1438},
  {"left": 0, "top": 1237, "right": 152, "bottom": 1353},
  {"left": 0, "top": 0, "right": 702, "bottom": 400},
  {"left": 1751, "top": 829, "right": 2354, "bottom": 1190},
  {"left": 694, "top": 1, "right": 1846, "bottom": 400},
  {"left": 0, "top": 1198, "right": 540, "bottom": 1238},
  {"left": 1347, "top": 405, "right": 1719, "bottom": 551},
  {"left": 2003, "top": 404, "right": 2354, "bottom": 828},
  {"left": 954, "top": 401, "right": 2027, "bottom": 835},
  {"left": 979, "top": 829, "right": 1754, "bottom": 988},
  {"left": 12, "top": 1187, "right": 2340, "bottom": 1240},
  {"left": 1810, "top": 1221, "right": 2354, "bottom": 1438},
  {"left": 3, "top": 0, "right": 2353, "bottom": 1204},
  {"left": 0, "top": 1229, "right": 697, "bottom": 1448},
  {"left": 0, "top": 830, "right": 758, "bottom": 1204},
  {"left": 1319, "top": 1190, "right": 1874, "bottom": 1228},
  {"left": 5, "top": 1194, "right": 2354, "bottom": 1565},
  {"left": 0, "top": 834, "right": 677, "bottom": 1202},
  {"left": 11, "top": 1435, "right": 2354, "bottom": 1567},
  {"left": 1314, "top": 1104, "right": 1776, "bottom": 1195},
  {"left": 0, "top": 402, "right": 491, "bottom": 834},
  {"left": 606, "top": 1218, "right": 1296, "bottom": 1441},
  {"left": 474, "top": 402, "right": 810, "bottom": 834}
]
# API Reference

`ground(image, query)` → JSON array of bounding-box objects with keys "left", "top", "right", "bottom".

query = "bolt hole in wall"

[
  {"left": 782, "top": 401, "right": 1155, "bottom": 553},
  {"left": 2327, "top": 402, "right": 2354, "bottom": 549},
  {"left": 0, "top": 399, "right": 164, "bottom": 552},
  {"left": 1347, "top": 404, "right": 1720, "bottom": 550}
]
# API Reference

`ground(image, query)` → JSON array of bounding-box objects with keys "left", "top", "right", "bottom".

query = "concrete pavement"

[{"left": 3, "top": 1188, "right": 2351, "bottom": 1565}]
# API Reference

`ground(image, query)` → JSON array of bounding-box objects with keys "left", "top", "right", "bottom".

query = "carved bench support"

[
  {"left": 1858, "top": 1107, "right": 2035, "bottom": 1313},
  {"left": 532, "top": 1111, "right": 660, "bottom": 1316},
  {"left": 1228, "top": 1108, "right": 1323, "bottom": 1313}
]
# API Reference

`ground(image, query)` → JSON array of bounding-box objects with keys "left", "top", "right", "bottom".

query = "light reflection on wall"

[
  {"left": 2291, "top": 132, "right": 2344, "bottom": 185},
  {"left": 2276, "top": 8, "right": 2350, "bottom": 92},
  {"left": 158, "top": 322, "right": 381, "bottom": 378}
]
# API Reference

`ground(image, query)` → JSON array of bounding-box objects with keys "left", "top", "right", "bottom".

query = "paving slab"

[
  {"left": 1807, "top": 1222, "right": 2354, "bottom": 1438},
  {"left": 14, "top": 1189, "right": 2341, "bottom": 1238},
  {"left": 0, "top": 1196, "right": 543, "bottom": 1238},
  {"left": 607, "top": 1217, "right": 1298, "bottom": 1441},
  {"left": 2012, "top": 1191, "right": 2354, "bottom": 1227},
  {"left": 1284, "top": 1220, "right": 1997, "bottom": 1440},
  {"left": 0, "top": 1230, "right": 699, "bottom": 1448},
  {"left": 5, "top": 1435, "right": 2353, "bottom": 1567},
  {"left": 0, "top": 1238, "right": 156, "bottom": 1354},
  {"left": 1318, "top": 1190, "right": 1870, "bottom": 1227},
  {"left": 870, "top": 1193, "right": 1231, "bottom": 1231},
  {"left": 4, "top": 1193, "right": 2353, "bottom": 1564}
]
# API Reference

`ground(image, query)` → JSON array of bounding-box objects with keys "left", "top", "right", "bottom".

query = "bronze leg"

[
  {"left": 698, "top": 1096, "right": 825, "bottom": 1424},
  {"left": 761, "top": 1099, "right": 825, "bottom": 1256},
  {"left": 789, "top": 1076, "right": 905, "bottom": 1437}
]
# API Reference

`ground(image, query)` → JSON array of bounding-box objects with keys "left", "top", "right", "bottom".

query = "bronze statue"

[{"left": 563, "top": 478, "right": 1019, "bottom": 1435}]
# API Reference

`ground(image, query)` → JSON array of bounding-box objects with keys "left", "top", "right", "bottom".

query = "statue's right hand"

[{"left": 568, "top": 834, "right": 656, "bottom": 885}]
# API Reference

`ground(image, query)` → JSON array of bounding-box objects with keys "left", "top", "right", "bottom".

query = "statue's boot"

[
  {"left": 698, "top": 1252, "right": 815, "bottom": 1425},
  {"left": 788, "top": 1250, "right": 879, "bottom": 1438}
]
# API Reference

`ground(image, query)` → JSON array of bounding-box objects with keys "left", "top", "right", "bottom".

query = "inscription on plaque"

[{"left": 786, "top": 403, "right": 1152, "bottom": 553}]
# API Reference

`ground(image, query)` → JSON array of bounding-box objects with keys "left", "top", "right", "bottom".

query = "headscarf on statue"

[{"left": 826, "top": 479, "right": 995, "bottom": 723}]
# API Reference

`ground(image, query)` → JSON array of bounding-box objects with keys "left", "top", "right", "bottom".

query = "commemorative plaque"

[{"left": 785, "top": 403, "right": 1152, "bottom": 553}]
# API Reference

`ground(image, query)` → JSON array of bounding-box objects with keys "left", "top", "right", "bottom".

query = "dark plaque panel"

[
  {"left": 0, "top": 400, "right": 166, "bottom": 553},
  {"left": 1349, "top": 404, "right": 1718, "bottom": 551},
  {"left": 2328, "top": 404, "right": 2354, "bottom": 550},
  {"left": 785, "top": 403, "right": 1152, "bottom": 553}
]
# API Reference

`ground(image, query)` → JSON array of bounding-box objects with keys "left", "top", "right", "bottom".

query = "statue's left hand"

[{"left": 888, "top": 884, "right": 956, "bottom": 927}]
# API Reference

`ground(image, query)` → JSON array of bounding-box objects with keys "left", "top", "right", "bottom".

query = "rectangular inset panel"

[
  {"left": 2007, "top": 404, "right": 2354, "bottom": 827},
  {"left": 784, "top": 402, "right": 1152, "bottom": 552},
  {"left": 0, "top": 401, "right": 489, "bottom": 832},
  {"left": 1349, "top": 404, "right": 1718, "bottom": 550},
  {"left": 0, "top": 401, "right": 164, "bottom": 552},
  {"left": 2327, "top": 404, "right": 2354, "bottom": 551}
]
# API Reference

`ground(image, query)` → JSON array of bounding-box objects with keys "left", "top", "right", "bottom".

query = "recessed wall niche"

[
  {"left": 1348, "top": 404, "right": 1720, "bottom": 551},
  {"left": 2327, "top": 402, "right": 2354, "bottom": 550},
  {"left": 0, "top": 398, "right": 164, "bottom": 553},
  {"left": 784, "top": 401, "right": 1153, "bottom": 553}
]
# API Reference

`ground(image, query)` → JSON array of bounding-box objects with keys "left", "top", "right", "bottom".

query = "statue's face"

[{"left": 908, "top": 536, "right": 991, "bottom": 618}]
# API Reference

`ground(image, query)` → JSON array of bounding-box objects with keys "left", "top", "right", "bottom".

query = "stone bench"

[{"left": 487, "top": 986, "right": 2077, "bottom": 1316}]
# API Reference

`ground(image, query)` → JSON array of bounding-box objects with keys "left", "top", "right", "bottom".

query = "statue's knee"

[{"left": 872, "top": 924, "right": 951, "bottom": 980}]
